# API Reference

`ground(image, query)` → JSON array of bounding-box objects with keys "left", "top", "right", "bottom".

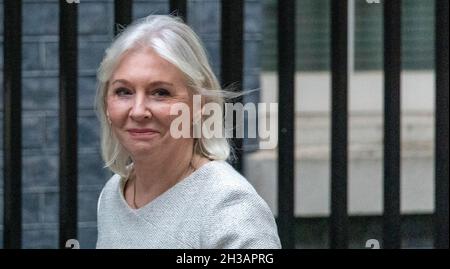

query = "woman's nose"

[{"left": 130, "top": 98, "right": 152, "bottom": 121}]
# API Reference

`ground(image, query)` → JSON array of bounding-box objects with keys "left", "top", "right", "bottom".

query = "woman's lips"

[{"left": 127, "top": 129, "right": 159, "bottom": 138}]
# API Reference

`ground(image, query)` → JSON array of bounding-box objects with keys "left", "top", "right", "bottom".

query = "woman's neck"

[{"left": 129, "top": 145, "right": 208, "bottom": 208}]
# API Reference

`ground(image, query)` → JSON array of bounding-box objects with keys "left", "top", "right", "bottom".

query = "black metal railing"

[
  {"left": 277, "top": 0, "right": 296, "bottom": 249},
  {"left": 434, "top": 0, "right": 449, "bottom": 250},
  {"left": 221, "top": 0, "right": 244, "bottom": 173},
  {"left": 383, "top": 0, "right": 402, "bottom": 250},
  {"left": 114, "top": 0, "right": 133, "bottom": 36},
  {"left": 2, "top": 0, "right": 449, "bottom": 249},
  {"left": 330, "top": 0, "right": 349, "bottom": 249},
  {"left": 3, "top": 0, "right": 22, "bottom": 249},
  {"left": 58, "top": 0, "right": 78, "bottom": 250},
  {"left": 170, "top": 0, "right": 187, "bottom": 21}
]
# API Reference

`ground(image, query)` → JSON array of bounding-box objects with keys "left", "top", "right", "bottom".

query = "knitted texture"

[{"left": 96, "top": 161, "right": 281, "bottom": 249}]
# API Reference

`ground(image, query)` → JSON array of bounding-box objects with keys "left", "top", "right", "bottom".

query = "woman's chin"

[{"left": 126, "top": 144, "right": 157, "bottom": 157}]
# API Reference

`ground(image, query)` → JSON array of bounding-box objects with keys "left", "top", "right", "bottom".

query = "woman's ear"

[{"left": 106, "top": 110, "right": 112, "bottom": 125}]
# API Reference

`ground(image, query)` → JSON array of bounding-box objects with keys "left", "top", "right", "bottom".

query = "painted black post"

[
  {"left": 434, "top": 0, "right": 449, "bottom": 250},
  {"left": 170, "top": 0, "right": 187, "bottom": 21},
  {"left": 277, "top": 0, "right": 296, "bottom": 249},
  {"left": 330, "top": 0, "right": 349, "bottom": 249},
  {"left": 59, "top": 0, "right": 78, "bottom": 249},
  {"left": 383, "top": 0, "right": 402, "bottom": 249},
  {"left": 221, "top": 0, "right": 244, "bottom": 173},
  {"left": 114, "top": 0, "right": 133, "bottom": 36},
  {"left": 3, "top": 0, "right": 23, "bottom": 249}
]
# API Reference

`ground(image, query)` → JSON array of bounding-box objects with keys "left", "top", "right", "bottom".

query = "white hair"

[{"left": 95, "top": 15, "right": 235, "bottom": 177}]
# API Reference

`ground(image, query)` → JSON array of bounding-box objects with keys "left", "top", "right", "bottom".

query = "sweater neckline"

[{"left": 118, "top": 160, "right": 219, "bottom": 213}]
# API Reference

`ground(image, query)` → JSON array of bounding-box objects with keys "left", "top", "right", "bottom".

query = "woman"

[{"left": 95, "top": 15, "right": 281, "bottom": 249}]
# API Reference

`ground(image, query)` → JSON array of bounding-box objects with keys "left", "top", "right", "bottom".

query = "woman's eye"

[
  {"left": 153, "top": 88, "right": 170, "bottom": 97},
  {"left": 114, "top": 87, "right": 132, "bottom": 96}
]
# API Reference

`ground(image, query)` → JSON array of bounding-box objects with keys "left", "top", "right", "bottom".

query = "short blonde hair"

[{"left": 95, "top": 15, "right": 231, "bottom": 177}]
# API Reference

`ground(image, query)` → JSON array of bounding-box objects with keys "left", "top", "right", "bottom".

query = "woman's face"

[{"left": 106, "top": 48, "right": 193, "bottom": 159}]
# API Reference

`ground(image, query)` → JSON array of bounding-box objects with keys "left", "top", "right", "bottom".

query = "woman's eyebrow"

[
  {"left": 111, "top": 79, "right": 131, "bottom": 86},
  {"left": 147, "top": 81, "right": 174, "bottom": 87},
  {"left": 111, "top": 79, "right": 174, "bottom": 87}
]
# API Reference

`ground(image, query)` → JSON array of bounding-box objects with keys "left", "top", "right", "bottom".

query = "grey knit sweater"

[{"left": 96, "top": 160, "right": 281, "bottom": 249}]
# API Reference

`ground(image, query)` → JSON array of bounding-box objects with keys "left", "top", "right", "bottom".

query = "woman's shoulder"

[
  {"left": 97, "top": 174, "right": 123, "bottom": 215},
  {"left": 198, "top": 160, "right": 269, "bottom": 211},
  {"left": 196, "top": 161, "right": 281, "bottom": 248},
  {"left": 197, "top": 160, "right": 256, "bottom": 193},
  {"left": 102, "top": 173, "right": 123, "bottom": 192},
  {"left": 98, "top": 173, "right": 123, "bottom": 202}
]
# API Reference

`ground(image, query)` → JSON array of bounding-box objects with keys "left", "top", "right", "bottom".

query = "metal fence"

[{"left": 2, "top": 0, "right": 449, "bottom": 249}]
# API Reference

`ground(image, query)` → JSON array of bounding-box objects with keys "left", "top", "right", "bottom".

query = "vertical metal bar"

[
  {"left": 114, "top": 0, "right": 133, "bottom": 36},
  {"left": 59, "top": 0, "right": 78, "bottom": 249},
  {"left": 221, "top": 0, "right": 244, "bottom": 173},
  {"left": 383, "top": 0, "right": 402, "bottom": 249},
  {"left": 169, "top": 0, "right": 187, "bottom": 21},
  {"left": 434, "top": 0, "right": 449, "bottom": 250},
  {"left": 330, "top": 0, "right": 349, "bottom": 249},
  {"left": 2, "top": 0, "right": 22, "bottom": 249},
  {"left": 277, "top": 0, "right": 295, "bottom": 249}
]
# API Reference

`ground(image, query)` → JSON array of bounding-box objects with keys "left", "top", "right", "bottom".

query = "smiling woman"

[{"left": 94, "top": 15, "right": 281, "bottom": 249}]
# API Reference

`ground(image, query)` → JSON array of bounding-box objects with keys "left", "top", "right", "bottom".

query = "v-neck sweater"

[{"left": 96, "top": 160, "right": 281, "bottom": 249}]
